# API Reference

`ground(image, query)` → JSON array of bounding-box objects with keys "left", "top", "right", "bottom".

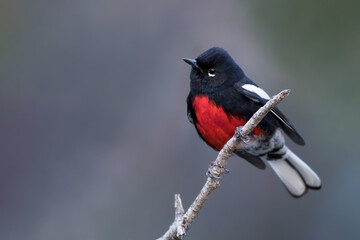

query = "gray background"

[{"left": 1, "top": 0, "right": 359, "bottom": 239}]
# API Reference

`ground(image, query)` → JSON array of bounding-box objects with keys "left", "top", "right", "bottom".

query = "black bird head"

[{"left": 183, "top": 47, "right": 245, "bottom": 94}]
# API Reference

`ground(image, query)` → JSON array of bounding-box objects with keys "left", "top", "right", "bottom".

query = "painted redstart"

[{"left": 183, "top": 47, "right": 321, "bottom": 197}]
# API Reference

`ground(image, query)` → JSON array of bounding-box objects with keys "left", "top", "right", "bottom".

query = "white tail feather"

[
  {"left": 267, "top": 159, "right": 306, "bottom": 197},
  {"left": 266, "top": 147, "right": 321, "bottom": 197},
  {"left": 285, "top": 149, "right": 322, "bottom": 188}
]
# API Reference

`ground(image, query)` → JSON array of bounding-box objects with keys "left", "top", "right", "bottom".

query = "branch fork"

[{"left": 157, "top": 89, "right": 291, "bottom": 240}]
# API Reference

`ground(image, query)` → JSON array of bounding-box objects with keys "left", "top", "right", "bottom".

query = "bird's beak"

[{"left": 182, "top": 58, "right": 203, "bottom": 73}]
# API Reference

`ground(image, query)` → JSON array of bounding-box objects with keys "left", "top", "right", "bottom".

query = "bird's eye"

[{"left": 208, "top": 68, "right": 216, "bottom": 77}]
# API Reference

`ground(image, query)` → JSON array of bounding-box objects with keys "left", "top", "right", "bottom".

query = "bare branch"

[
  {"left": 174, "top": 194, "right": 185, "bottom": 238},
  {"left": 157, "top": 89, "right": 290, "bottom": 240},
  {"left": 174, "top": 194, "right": 184, "bottom": 221}
]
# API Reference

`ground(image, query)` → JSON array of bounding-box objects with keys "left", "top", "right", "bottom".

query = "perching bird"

[{"left": 183, "top": 47, "right": 321, "bottom": 197}]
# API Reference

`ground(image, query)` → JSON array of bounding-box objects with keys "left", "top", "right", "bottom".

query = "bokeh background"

[{"left": 1, "top": 0, "right": 360, "bottom": 239}]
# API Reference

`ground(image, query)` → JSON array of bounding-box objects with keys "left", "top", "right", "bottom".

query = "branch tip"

[{"left": 174, "top": 194, "right": 184, "bottom": 220}]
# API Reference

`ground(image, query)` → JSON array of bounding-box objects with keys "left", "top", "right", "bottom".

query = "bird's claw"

[
  {"left": 206, "top": 169, "right": 221, "bottom": 179},
  {"left": 206, "top": 162, "right": 230, "bottom": 179},
  {"left": 237, "top": 126, "right": 250, "bottom": 144}
]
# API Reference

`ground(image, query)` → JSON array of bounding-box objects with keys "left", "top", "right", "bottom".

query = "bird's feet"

[
  {"left": 206, "top": 162, "right": 230, "bottom": 179},
  {"left": 236, "top": 126, "right": 250, "bottom": 144}
]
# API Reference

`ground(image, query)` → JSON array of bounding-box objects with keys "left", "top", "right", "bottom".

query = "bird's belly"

[{"left": 192, "top": 95, "right": 263, "bottom": 151}]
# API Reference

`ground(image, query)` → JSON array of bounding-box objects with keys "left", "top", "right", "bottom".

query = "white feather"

[
  {"left": 285, "top": 149, "right": 322, "bottom": 188},
  {"left": 267, "top": 159, "right": 306, "bottom": 197},
  {"left": 242, "top": 84, "right": 270, "bottom": 100}
]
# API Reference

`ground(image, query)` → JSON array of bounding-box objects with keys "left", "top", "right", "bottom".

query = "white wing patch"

[
  {"left": 242, "top": 84, "right": 293, "bottom": 129},
  {"left": 242, "top": 84, "right": 270, "bottom": 100}
]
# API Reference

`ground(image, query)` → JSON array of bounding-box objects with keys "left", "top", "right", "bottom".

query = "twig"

[{"left": 157, "top": 89, "right": 291, "bottom": 240}]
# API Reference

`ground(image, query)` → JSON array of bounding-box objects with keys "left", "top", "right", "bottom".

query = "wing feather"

[{"left": 234, "top": 81, "right": 305, "bottom": 145}]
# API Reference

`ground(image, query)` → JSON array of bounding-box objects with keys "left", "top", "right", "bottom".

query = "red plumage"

[{"left": 192, "top": 95, "right": 264, "bottom": 151}]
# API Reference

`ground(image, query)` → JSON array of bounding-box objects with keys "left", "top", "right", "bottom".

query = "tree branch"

[{"left": 157, "top": 89, "right": 291, "bottom": 240}]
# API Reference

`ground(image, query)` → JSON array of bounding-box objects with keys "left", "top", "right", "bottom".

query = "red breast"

[{"left": 192, "top": 95, "right": 264, "bottom": 151}]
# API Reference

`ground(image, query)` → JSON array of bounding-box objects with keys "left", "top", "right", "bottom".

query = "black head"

[{"left": 183, "top": 47, "right": 245, "bottom": 94}]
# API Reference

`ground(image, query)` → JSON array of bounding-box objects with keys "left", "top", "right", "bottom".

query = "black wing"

[
  {"left": 234, "top": 81, "right": 305, "bottom": 145},
  {"left": 187, "top": 110, "right": 194, "bottom": 124},
  {"left": 234, "top": 150, "right": 266, "bottom": 169},
  {"left": 186, "top": 94, "right": 195, "bottom": 125}
]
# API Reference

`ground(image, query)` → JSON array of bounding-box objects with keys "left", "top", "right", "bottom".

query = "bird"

[{"left": 183, "top": 47, "right": 321, "bottom": 197}]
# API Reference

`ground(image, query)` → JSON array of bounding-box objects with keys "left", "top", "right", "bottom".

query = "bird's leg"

[{"left": 236, "top": 126, "right": 250, "bottom": 144}]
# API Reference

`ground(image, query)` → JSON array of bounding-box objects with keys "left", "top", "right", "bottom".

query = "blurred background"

[{"left": 1, "top": 0, "right": 360, "bottom": 239}]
